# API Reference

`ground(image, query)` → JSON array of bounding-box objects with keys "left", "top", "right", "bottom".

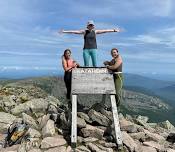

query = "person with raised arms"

[{"left": 60, "top": 20, "right": 122, "bottom": 67}]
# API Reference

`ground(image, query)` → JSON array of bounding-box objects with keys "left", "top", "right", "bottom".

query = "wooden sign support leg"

[
  {"left": 102, "top": 94, "right": 107, "bottom": 105},
  {"left": 110, "top": 95, "right": 123, "bottom": 148},
  {"left": 71, "top": 94, "right": 77, "bottom": 148}
]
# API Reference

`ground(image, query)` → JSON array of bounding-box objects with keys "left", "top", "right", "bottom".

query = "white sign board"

[{"left": 71, "top": 68, "right": 116, "bottom": 94}]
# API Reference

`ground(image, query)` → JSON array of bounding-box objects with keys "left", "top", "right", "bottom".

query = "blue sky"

[{"left": 0, "top": 0, "right": 175, "bottom": 78}]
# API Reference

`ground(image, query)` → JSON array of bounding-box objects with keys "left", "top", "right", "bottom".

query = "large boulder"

[
  {"left": 22, "top": 113, "right": 38, "bottom": 129},
  {"left": 0, "top": 112, "right": 16, "bottom": 132},
  {"left": 122, "top": 131, "right": 138, "bottom": 152},
  {"left": 40, "top": 135, "right": 67, "bottom": 149},
  {"left": 158, "top": 120, "right": 175, "bottom": 131},
  {"left": 88, "top": 109, "right": 110, "bottom": 127},
  {"left": 77, "top": 112, "right": 92, "bottom": 124},
  {"left": 143, "top": 141, "right": 164, "bottom": 151},
  {"left": 143, "top": 129, "right": 165, "bottom": 143},
  {"left": 11, "top": 98, "right": 48, "bottom": 115},
  {"left": 42, "top": 120, "right": 55, "bottom": 137},
  {"left": 77, "top": 117, "right": 86, "bottom": 129},
  {"left": 81, "top": 124, "right": 104, "bottom": 139}
]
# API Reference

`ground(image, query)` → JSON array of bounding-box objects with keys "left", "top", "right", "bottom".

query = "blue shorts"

[{"left": 83, "top": 49, "right": 97, "bottom": 67}]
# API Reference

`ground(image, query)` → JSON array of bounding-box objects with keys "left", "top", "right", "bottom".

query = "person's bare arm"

[
  {"left": 59, "top": 29, "right": 85, "bottom": 34},
  {"left": 103, "top": 61, "right": 110, "bottom": 66},
  {"left": 95, "top": 28, "right": 121, "bottom": 34},
  {"left": 107, "top": 56, "right": 122, "bottom": 70}
]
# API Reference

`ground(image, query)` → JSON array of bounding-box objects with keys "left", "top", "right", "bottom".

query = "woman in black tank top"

[{"left": 60, "top": 20, "right": 122, "bottom": 67}]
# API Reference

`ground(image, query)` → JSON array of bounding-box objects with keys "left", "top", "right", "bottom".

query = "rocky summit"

[{"left": 0, "top": 78, "right": 175, "bottom": 152}]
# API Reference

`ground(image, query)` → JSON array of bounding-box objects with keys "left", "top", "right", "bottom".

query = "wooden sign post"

[{"left": 71, "top": 67, "right": 123, "bottom": 148}]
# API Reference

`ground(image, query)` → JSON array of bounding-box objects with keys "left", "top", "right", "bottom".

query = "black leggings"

[{"left": 64, "top": 71, "right": 72, "bottom": 99}]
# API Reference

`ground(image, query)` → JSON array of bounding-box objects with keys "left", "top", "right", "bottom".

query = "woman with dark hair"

[
  {"left": 62, "top": 49, "right": 79, "bottom": 99},
  {"left": 60, "top": 20, "right": 122, "bottom": 67},
  {"left": 103, "top": 48, "right": 123, "bottom": 106}
]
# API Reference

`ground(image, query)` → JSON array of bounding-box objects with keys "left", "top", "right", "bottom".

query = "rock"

[
  {"left": 47, "top": 96, "right": 61, "bottom": 106},
  {"left": 139, "top": 146, "right": 157, "bottom": 152},
  {"left": 100, "top": 108, "right": 113, "bottom": 121},
  {"left": 60, "top": 112, "right": 71, "bottom": 129},
  {"left": 143, "top": 129, "right": 165, "bottom": 143},
  {"left": 47, "top": 104, "right": 58, "bottom": 114},
  {"left": 38, "top": 115, "right": 50, "bottom": 129},
  {"left": 82, "top": 137, "right": 99, "bottom": 143},
  {"left": 96, "top": 126, "right": 107, "bottom": 131},
  {"left": 125, "top": 114, "right": 134, "bottom": 122},
  {"left": 3, "top": 96, "right": 17, "bottom": 109},
  {"left": 129, "top": 132, "right": 146, "bottom": 141},
  {"left": 17, "top": 143, "right": 26, "bottom": 152},
  {"left": 147, "top": 123, "right": 157, "bottom": 128},
  {"left": 44, "top": 146, "right": 66, "bottom": 152},
  {"left": 118, "top": 113, "right": 125, "bottom": 120},
  {"left": 77, "top": 117, "right": 86, "bottom": 129},
  {"left": 98, "top": 140, "right": 117, "bottom": 148},
  {"left": 167, "top": 133, "right": 175, "bottom": 143},
  {"left": 77, "top": 112, "right": 92, "bottom": 123},
  {"left": 27, "top": 128, "right": 41, "bottom": 138},
  {"left": 167, "top": 148, "right": 175, "bottom": 152},
  {"left": 95, "top": 144, "right": 113, "bottom": 152},
  {"left": 76, "top": 145, "right": 91, "bottom": 152},
  {"left": 42, "top": 120, "right": 55, "bottom": 137},
  {"left": 158, "top": 120, "right": 175, "bottom": 131},
  {"left": 77, "top": 136, "right": 83, "bottom": 143},
  {"left": 119, "top": 118, "right": 133, "bottom": 128},
  {"left": 41, "top": 135, "right": 67, "bottom": 149},
  {"left": 122, "top": 131, "right": 137, "bottom": 152},
  {"left": 22, "top": 113, "right": 38, "bottom": 129},
  {"left": 0, "top": 112, "right": 16, "bottom": 132},
  {"left": 88, "top": 109, "right": 110, "bottom": 127},
  {"left": 28, "top": 149, "right": 42, "bottom": 152},
  {"left": 143, "top": 141, "right": 164, "bottom": 151},
  {"left": 11, "top": 98, "right": 48, "bottom": 115},
  {"left": 66, "top": 146, "right": 72, "bottom": 152},
  {"left": 87, "top": 143, "right": 105, "bottom": 152},
  {"left": 19, "top": 92, "right": 29, "bottom": 103},
  {"left": 136, "top": 115, "right": 149, "bottom": 124},
  {"left": 121, "top": 124, "right": 138, "bottom": 133},
  {"left": 0, "top": 144, "right": 20, "bottom": 152},
  {"left": 81, "top": 124, "right": 104, "bottom": 139}
]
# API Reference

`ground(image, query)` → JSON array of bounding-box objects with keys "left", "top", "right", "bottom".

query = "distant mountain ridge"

[
  {"left": 124, "top": 73, "right": 173, "bottom": 90},
  {"left": 1, "top": 76, "right": 175, "bottom": 125}
]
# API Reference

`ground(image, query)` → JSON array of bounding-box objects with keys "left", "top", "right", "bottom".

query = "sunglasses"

[{"left": 88, "top": 24, "right": 94, "bottom": 27}]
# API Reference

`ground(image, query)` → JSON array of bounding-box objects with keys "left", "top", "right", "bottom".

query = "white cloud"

[
  {"left": 68, "top": 0, "right": 174, "bottom": 18},
  {"left": 132, "top": 35, "right": 162, "bottom": 44},
  {"left": 128, "top": 25, "right": 175, "bottom": 48}
]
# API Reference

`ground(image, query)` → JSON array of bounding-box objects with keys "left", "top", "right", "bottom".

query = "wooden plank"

[
  {"left": 102, "top": 94, "right": 107, "bottom": 105},
  {"left": 72, "top": 68, "right": 116, "bottom": 94},
  {"left": 71, "top": 94, "right": 77, "bottom": 147},
  {"left": 110, "top": 95, "right": 123, "bottom": 147}
]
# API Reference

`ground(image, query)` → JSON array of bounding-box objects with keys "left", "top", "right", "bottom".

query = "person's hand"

[
  {"left": 103, "top": 61, "right": 109, "bottom": 66},
  {"left": 115, "top": 27, "right": 125, "bottom": 32},
  {"left": 73, "top": 61, "right": 79, "bottom": 68},
  {"left": 58, "top": 29, "right": 64, "bottom": 34},
  {"left": 76, "top": 63, "right": 80, "bottom": 67}
]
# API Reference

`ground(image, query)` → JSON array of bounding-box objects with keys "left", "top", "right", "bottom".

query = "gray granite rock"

[
  {"left": 41, "top": 135, "right": 67, "bottom": 149},
  {"left": 81, "top": 124, "right": 104, "bottom": 139},
  {"left": 88, "top": 109, "right": 110, "bottom": 127},
  {"left": 42, "top": 120, "right": 55, "bottom": 137}
]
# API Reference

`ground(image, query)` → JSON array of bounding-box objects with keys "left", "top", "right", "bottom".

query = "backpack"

[{"left": 4, "top": 121, "right": 29, "bottom": 147}]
